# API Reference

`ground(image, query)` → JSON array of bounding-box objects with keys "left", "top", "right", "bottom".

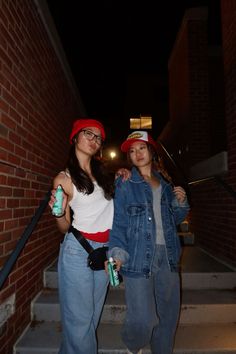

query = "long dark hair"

[{"left": 67, "top": 144, "right": 114, "bottom": 200}]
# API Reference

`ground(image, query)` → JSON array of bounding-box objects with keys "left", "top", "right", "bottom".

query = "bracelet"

[{"left": 54, "top": 211, "right": 65, "bottom": 218}]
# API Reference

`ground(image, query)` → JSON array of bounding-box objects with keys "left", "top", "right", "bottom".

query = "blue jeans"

[
  {"left": 58, "top": 232, "right": 109, "bottom": 354},
  {"left": 122, "top": 244, "right": 180, "bottom": 354}
]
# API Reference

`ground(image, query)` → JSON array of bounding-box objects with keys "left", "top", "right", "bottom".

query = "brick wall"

[
  {"left": 162, "top": 3, "right": 236, "bottom": 269},
  {"left": 221, "top": 0, "right": 236, "bottom": 183},
  {"left": 187, "top": 10, "right": 211, "bottom": 164},
  {"left": 190, "top": 179, "right": 236, "bottom": 267},
  {"left": 0, "top": 1, "right": 85, "bottom": 352},
  {"left": 190, "top": 1, "right": 236, "bottom": 269},
  {"left": 163, "top": 8, "right": 210, "bottom": 174}
]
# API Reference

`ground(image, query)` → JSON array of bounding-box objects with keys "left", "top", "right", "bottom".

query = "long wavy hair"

[{"left": 67, "top": 140, "right": 114, "bottom": 200}]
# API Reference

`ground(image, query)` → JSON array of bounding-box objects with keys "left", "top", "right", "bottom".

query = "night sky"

[{"left": 46, "top": 0, "right": 221, "bottom": 149}]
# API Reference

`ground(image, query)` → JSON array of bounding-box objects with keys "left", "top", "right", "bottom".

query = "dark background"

[{"left": 46, "top": 0, "right": 221, "bottom": 150}]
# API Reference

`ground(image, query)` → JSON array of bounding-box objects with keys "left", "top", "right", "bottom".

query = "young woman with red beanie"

[{"left": 49, "top": 118, "right": 115, "bottom": 354}]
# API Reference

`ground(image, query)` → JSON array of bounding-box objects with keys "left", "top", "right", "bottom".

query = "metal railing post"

[{"left": 0, "top": 190, "right": 51, "bottom": 290}]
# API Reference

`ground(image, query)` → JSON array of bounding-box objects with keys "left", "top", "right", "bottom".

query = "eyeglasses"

[{"left": 81, "top": 129, "right": 103, "bottom": 145}]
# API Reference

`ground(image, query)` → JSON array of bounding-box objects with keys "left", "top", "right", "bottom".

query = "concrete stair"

[{"left": 14, "top": 246, "right": 236, "bottom": 354}]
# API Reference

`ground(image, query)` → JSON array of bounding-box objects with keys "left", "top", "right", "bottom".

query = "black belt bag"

[{"left": 68, "top": 225, "right": 108, "bottom": 271}]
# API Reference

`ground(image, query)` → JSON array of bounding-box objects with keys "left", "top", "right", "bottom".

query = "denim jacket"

[{"left": 108, "top": 167, "right": 190, "bottom": 277}]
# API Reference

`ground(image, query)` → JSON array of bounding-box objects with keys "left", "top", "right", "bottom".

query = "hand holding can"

[
  {"left": 52, "top": 185, "right": 64, "bottom": 217},
  {"left": 108, "top": 257, "right": 120, "bottom": 287}
]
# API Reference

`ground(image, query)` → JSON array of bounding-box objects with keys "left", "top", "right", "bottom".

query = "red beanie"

[{"left": 69, "top": 119, "right": 106, "bottom": 144}]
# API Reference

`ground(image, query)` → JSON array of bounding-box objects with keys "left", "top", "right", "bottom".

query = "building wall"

[
  {"left": 0, "top": 1, "right": 85, "bottom": 353},
  {"left": 162, "top": 8, "right": 210, "bottom": 175},
  {"left": 165, "top": 4, "right": 236, "bottom": 269},
  {"left": 190, "top": 1, "right": 236, "bottom": 268},
  {"left": 221, "top": 0, "right": 236, "bottom": 186},
  {"left": 208, "top": 47, "right": 226, "bottom": 154}
]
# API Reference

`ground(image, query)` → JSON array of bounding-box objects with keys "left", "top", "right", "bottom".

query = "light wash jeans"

[
  {"left": 122, "top": 244, "right": 180, "bottom": 354},
  {"left": 58, "top": 232, "right": 109, "bottom": 354}
]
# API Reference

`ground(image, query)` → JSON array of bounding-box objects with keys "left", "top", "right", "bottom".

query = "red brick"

[{"left": 0, "top": 0, "right": 83, "bottom": 351}]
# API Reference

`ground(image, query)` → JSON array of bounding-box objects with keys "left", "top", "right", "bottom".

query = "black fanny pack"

[{"left": 68, "top": 225, "right": 108, "bottom": 271}]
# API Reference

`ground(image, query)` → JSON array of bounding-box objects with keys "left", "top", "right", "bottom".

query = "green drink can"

[
  {"left": 52, "top": 185, "right": 64, "bottom": 217},
  {"left": 108, "top": 257, "right": 120, "bottom": 287}
]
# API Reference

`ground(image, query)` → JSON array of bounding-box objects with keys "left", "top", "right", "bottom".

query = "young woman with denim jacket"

[{"left": 108, "top": 131, "right": 190, "bottom": 354}]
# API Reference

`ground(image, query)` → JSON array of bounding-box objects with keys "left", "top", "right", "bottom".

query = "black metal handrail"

[
  {"left": 156, "top": 140, "right": 179, "bottom": 170},
  {"left": 0, "top": 189, "right": 51, "bottom": 290},
  {"left": 214, "top": 175, "right": 236, "bottom": 199},
  {"left": 157, "top": 140, "right": 236, "bottom": 200},
  {"left": 156, "top": 139, "right": 190, "bottom": 191}
]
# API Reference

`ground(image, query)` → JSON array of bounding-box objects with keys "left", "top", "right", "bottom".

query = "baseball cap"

[
  {"left": 121, "top": 131, "right": 157, "bottom": 152},
  {"left": 69, "top": 119, "right": 106, "bottom": 144}
]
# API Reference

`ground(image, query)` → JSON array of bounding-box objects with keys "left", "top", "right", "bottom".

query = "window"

[{"left": 130, "top": 116, "right": 152, "bottom": 129}]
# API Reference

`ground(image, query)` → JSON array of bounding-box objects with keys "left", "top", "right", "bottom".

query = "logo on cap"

[{"left": 127, "top": 131, "right": 148, "bottom": 141}]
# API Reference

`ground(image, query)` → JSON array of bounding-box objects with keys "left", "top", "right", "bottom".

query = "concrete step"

[
  {"left": 181, "top": 272, "right": 236, "bottom": 289},
  {"left": 14, "top": 321, "right": 236, "bottom": 354},
  {"left": 14, "top": 246, "right": 236, "bottom": 354},
  {"left": 44, "top": 260, "right": 236, "bottom": 290},
  {"left": 33, "top": 287, "right": 236, "bottom": 324}
]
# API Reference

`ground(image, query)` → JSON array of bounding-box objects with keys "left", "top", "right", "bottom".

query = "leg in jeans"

[
  {"left": 121, "top": 275, "right": 158, "bottom": 353},
  {"left": 150, "top": 245, "right": 180, "bottom": 354},
  {"left": 58, "top": 233, "right": 109, "bottom": 354}
]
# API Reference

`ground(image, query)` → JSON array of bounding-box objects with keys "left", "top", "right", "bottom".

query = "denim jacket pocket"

[
  {"left": 127, "top": 204, "right": 146, "bottom": 216},
  {"left": 127, "top": 204, "right": 146, "bottom": 231}
]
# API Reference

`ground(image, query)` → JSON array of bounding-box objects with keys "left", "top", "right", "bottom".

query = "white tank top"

[{"left": 69, "top": 182, "right": 114, "bottom": 233}]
